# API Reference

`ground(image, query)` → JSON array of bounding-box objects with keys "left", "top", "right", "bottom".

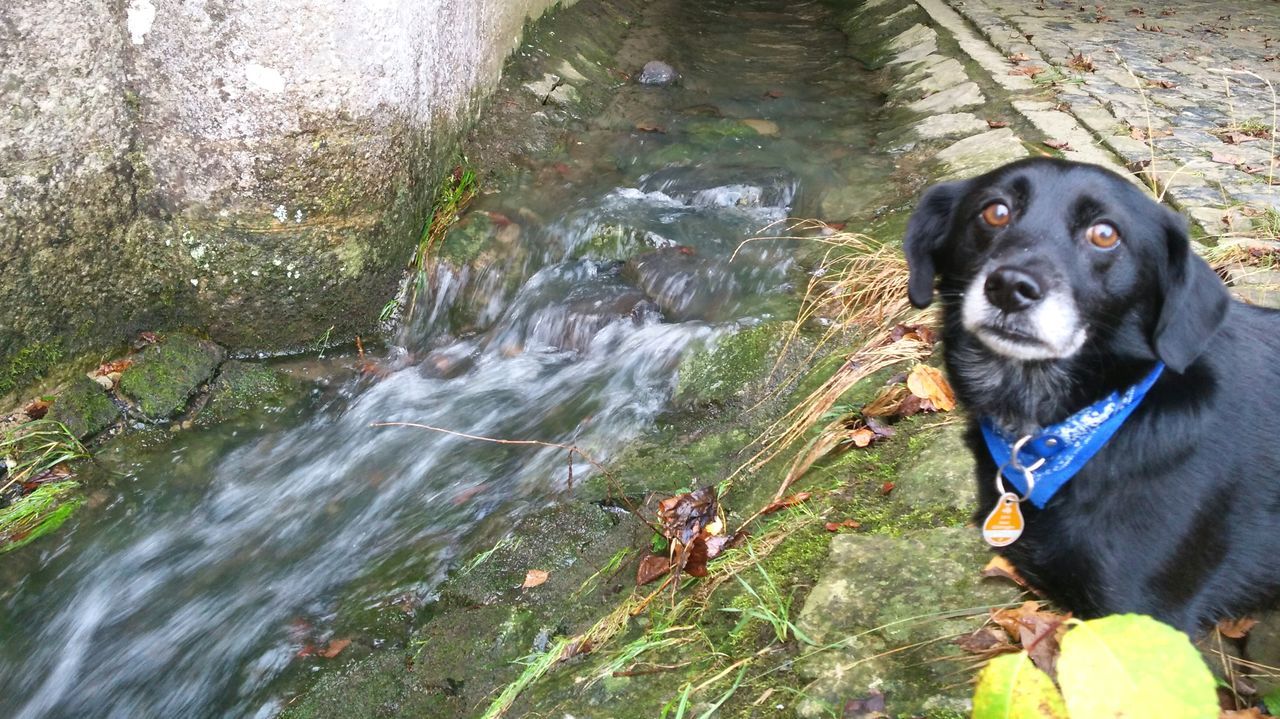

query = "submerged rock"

[
  {"left": 795, "top": 527, "right": 1021, "bottom": 716},
  {"left": 118, "top": 333, "right": 225, "bottom": 421},
  {"left": 196, "top": 361, "right": 299, "bottom": 426},
  {"left": 637, "top": 166, "right": 798, "bottom": 212},
  {"left": 622, "top": 247, "right": 731, "bottom": 322},
  {"left": 46, "top": 375, "right": 119, "bottom": 440},
  {"left": 636, "top": 60, "right": 678, "bottom": 86}
]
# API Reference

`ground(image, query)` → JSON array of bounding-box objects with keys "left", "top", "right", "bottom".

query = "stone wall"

[{"left": 0, "top": 0, "right": 569, "bottom": 397}]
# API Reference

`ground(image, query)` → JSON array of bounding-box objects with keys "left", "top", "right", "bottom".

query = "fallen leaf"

[
  {"left": 658, "top": 486, "right": 719, "bottom": 547},
  {"left": 741, "top": 118, "right": 780, "bottom": 137},
  {"left": 763, "top": 89, "right": 784, "bottom": 99},
  {"left": 1043, "top": 139, "right": 1072, "bottom": 150},
  {"left": 824, "top": 522, "right": 842, "bottom": 532},
  {"left": 95, "top": 358, "right": 134, "bottom": 376},
  {"left": 987, "top": 120, "right": 1011, "bottom": 128},
  {"left": 841, "top": 518, "right": 860, "bottom": 529},
  {"left": 1008, "top": 52, "right": 1031, "bottom": 62},
  {"left": 1220, "top": 131, "right": 1259, "bottom": 145},
  {"left": 850, "top": 427, "right": 877, "bottom": 448},
  {"left": 634, "top": 122, "right": 665, "bottom": 133},
  {"left": 1010, "top": 65, "right": 1046, "bottom": 77},
  {"left": 1211, "top": 150, "right": 1245, "bottom": 166},
  {"left": 23, "top": 400, "right": 49, "bottom": 420},
  {"left": 1147, "top": 78, "right": 1178, "bottom": 88},
  {"left": 1221, "top": 709, "right": 1266, "bottom": 719},
  {"left": 879, "top": 482, "right": 895, "bottom": 496},
  {"left": 761, "top": 492, "right": 812, "bottom": 514},
  {"left": 138, "top": 331, "right": 160, "bottom": 345},
  {"left": 319, "top": 638, "right": 352, "bottom": 658},
  {"left": 905, "top": 364, "right": 957, "bottom": 411},
  {"left": 843, "top": 691, "right": 887, "bottom": 718},
  {"left": 522, "top": 569, "right": 550, "bottom": 588},
  {"left": 636, "top": 553, "right": 672, "bottom": 585},
  {"left": 1217, "top": 617, "right": 1258, "bottom": 639},
  {"left": 957, "top": 625, "right": 1019, "bottom": 657},
  {"left": 683, "top": 536, "right": 711, "bottom": 577},
  {"left": 982, "top": 555, "right": 1034, "bottom": 590},
  {"left": 1067, "top": 51, "right": 1095, "bottom": 72},
  {"left": 991, "top": 602, "right": 1069, "bottom": 676}
]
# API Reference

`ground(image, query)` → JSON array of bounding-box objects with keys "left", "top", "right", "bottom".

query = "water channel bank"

[{"left": 5, "top": 0, "right": 1280, "bottom": 717}]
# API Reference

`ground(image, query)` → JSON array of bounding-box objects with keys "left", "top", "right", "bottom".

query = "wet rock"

[
  {"left": 636, "top": 60, "right": 678, "bottom": 86},
  {"left": 891, "top": 57, "right": 970, "bottom": 104},
  {"left": 906, "top": 81, "right": 984, "bottom": 115},
  {"left": 674, "top": 322, "right": 789, "bottom": 408},
  {"left": 795, "top": 527, "right": 1022, "bottom": 716},
  {"left": 46, "top": 375, "right": 120, "bottom": 440},
  {"left": 740, "top": 118, "right": 780, "bottom": 137},
  {"left": 638, "top": 166, "right": 798, "bottom": 212},
  {"left": 1224, "top": 263, "right": 1280, "bottom": 310},
  {"left": 887, "top": 24, "right": 938, "bottom": 65},
  {"left": 893, "top": 420, "right": 977, "bottom": 514},
  {"left": 622, "top": 247, "right": 730, "bottom": 322},
  {"left": 936, "top": 127, "right": 1029, "bottom": 179},
  {"left": 570, "top": 223, "right": 675, "bottom": 261},
  {"left": 117, "top": 333, "right": 225, "bottom": 421},
  {"left": 525, "top": 72, "right": 581, "bottom": 107},
  {"left": 196, "top": 361, "right": 299, "bottom": 426},
  {"left": 909, "top": 112, "right": 990, "bottom": 140}
]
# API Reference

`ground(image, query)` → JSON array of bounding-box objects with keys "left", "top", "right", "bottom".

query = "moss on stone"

[
  {"left": 196, "top": 361, "right": 298, "bottom": 426},
  {"left": 0, "top": 341, "right": 65, "bottom": 401},
  {"left": 674, "top": 322, "right": 790, "bottom": 408},
  {"left": 47, "top": 375, "right": 120, "bottom": 440},
  {"left": 437, "top": 211, "right": 494, "bottom": 267},
  {"left": 118, "top": 333, "right": 225, "bottom": 421}
]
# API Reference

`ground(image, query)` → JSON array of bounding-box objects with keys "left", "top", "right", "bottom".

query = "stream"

[{"left": 0, "top": 1, "right": 896, "bottom": 716}]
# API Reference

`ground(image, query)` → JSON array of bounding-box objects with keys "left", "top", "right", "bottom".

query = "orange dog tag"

[{"left": 982, "top": 492, "right": 1025, "bottom": 547}]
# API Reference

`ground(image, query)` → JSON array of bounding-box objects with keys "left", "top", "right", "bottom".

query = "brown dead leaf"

[
  {"left": 1147, "top": 78, "right": 1178, "bottom": 88},
  {"left": 850, "top": 427, "right": 877, "bottom": 448},
  {"left": 987, "top": 120, "right": 1010, "bottom": 129},
  {"left": 879, "top": 482, "right": 895, "bottom": 496},
  {"left": 763, "top": 88, "right": 784, "bottom": 99},
  {"left": 889, "top": 323, "right": 937, "bottom": 346},
  {"left": 658, "top": 486, "right": 718, "bottom": 547},
  {"left": 843, "top": 691, "right": 887, "bottom": 718},
  {"left": 636, "top": 553, "right": 672, "bottom": 585},
  {"left": 761, "top": 492, "right": 812, "bottom": 515},
  {"left": 1129, "top": 126, "right": 1172, "bottom": 141},
  {"left": 1010, "top": 65, "right": 1046, "bottom": 77},
  {"left": 1067, "top": 51, "right": 1095, "bottom": 72},
  {"left": 1221, "top": 710, "right": 1265, "bottom": 719},
  {"left": 1043, "top": 139, "right": 1072, "bottom": 151},
  {"left": 634, "top": 122, "right": 665, "bottom": 133},
  {"left": 23, "top": 400, "right": 49, "bottom": 420},
  {"left": 522, "top": 569, "right": 550, "bottom": 589},
  {"left": 1220, "top": 131, "right": 1258, "bottom": 145},
  {"left": 956, "top": 625, "right": 1019, "bottom": 658},
  {"left": 906, "top": 365, "right": 956, "bottom": 412},
  {"left": 824, "top": 522, "right": 842, "bottom": 532},
  {"left": 991, "top": 602, "right": 1069, "bottom": 676},
  {"left": 1217, "top": 616, "right": 1258, "bottom": 639},
  {"left": 95, "top": 358, "right": 134, "bottom": 376},
  {"left": 1008, "top": 52, "right": 1031, "bottom": 63},
  {"left": 138, "top": 331, "right": 160, "bottom": 345},
  {"left": 841, "top": 518, "right": 860, "bottom": 529},
  {"left": 321, "top": 638, "right": 352, "bottom": 658},
  {"left": 981, "top": 555, "right": 1033, "bottom": 590},
  {"left": 1212, "top": 150, "right": 1246, "bottom": 166}
]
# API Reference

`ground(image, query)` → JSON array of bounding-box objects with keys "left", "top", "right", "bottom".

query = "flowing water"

[{"left": 0, "top": 1, "right": 896, "bottom": 716}]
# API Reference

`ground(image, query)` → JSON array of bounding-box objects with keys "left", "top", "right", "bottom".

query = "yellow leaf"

[{"left": 906, "top": 364, "right": 957, "bottom": 411}]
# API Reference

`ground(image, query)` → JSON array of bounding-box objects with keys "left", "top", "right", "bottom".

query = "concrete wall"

[{"left": 0, "top": 0, "right": 566, "bottom": 396}]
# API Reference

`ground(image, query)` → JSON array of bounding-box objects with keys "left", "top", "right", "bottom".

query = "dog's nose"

[{"left": 984, "top": 266, "right": 1044, "bottom": 312}]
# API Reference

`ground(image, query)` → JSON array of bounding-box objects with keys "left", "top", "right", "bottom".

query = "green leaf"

[
  {"left": 1057, "top": 614, "right": 1218, "bottom": 719},
  {"left": 973, "top": 651, "right": 1068, "bottom": 719},
  {"left": 1264, "top": 685, "right": 1280, "bottom": 716}
]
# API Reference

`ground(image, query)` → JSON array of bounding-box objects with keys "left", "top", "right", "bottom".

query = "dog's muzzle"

[{"left": 962, "top": 265, "right": 1087, "bottom": 361}]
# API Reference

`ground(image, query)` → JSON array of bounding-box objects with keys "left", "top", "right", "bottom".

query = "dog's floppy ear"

[
  {"left": 1154, "top": 211, "right": 1230, "bottom": 373},
  {"left": 904, "top": 180, "right": 968, "bottom": 308}
]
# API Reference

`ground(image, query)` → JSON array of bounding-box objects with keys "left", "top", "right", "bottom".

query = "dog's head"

[{"left": 904, "top": 158, "right": 1229, "bottom": 373}]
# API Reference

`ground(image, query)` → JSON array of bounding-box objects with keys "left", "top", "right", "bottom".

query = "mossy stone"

[
  {"left": 795, "top": 527, "right": 1023, "bottom": 716},
  {"left": 118, "top": 333, "right": 225, "bottom": 420},
  {"left": 196, "top": 361, "right": 298, "bottom": 426},
  {"left": 894, "top": 420, "right": 978, "bottom": 514},
  {"left": 674, "top": 322, "right": 789, "bottom": 408},
  {"left": 47, "top": 375, "right": 119, "bottom": 439}
]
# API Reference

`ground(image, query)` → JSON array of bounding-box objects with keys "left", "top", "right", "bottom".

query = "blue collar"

[{"left": 980, "top": 362, "right": 1166, "bottom": 509}]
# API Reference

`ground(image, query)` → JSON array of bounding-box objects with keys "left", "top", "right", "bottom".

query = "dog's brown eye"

[
  {"left": 1086, "top": 222, "right": 1120, "bottom": 249},
  {"left": 981, "top": 202, "right": 1011, "bottom": 227}
]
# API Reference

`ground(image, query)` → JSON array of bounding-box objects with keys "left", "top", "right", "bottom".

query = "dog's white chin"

[{"left": 961, "top": 277, "right": 1088, "bottom": 361}]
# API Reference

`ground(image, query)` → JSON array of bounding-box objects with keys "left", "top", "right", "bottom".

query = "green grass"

[
  {"left": 405, "top": 162, "right": 480, "bottom": 321},
  {"left": 0, "top": 480, "right": 82, "bottom": 552},
  {"left": 1, "top": 419, "right": 89, "bottom": 496},
  {"left": 721, "top": 544, "right": 815, "bottom": 646}
]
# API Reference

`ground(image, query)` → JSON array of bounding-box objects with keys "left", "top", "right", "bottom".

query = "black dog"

[{"left": 904, "top": 157, "right": 1280, "bottom": 634}]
